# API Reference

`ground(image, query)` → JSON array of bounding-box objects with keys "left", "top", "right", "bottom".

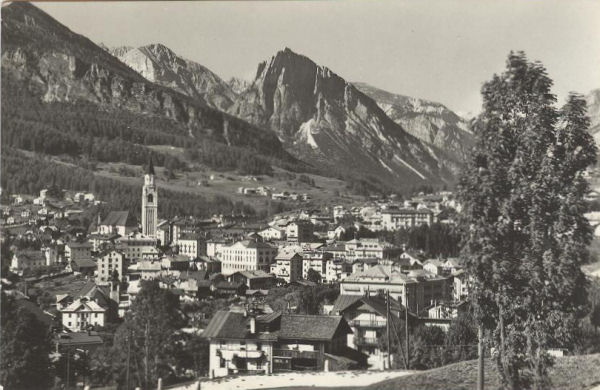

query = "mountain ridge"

[
  {"left": 229, "top": 47, "right": 459, "bottom": 186},
  {"left": 352, "top": 82, "right": 474, "bottom": 162},
  {"left": 108, "top": 43, "right": 237, "bottom": 111},
  {"left": 1, "top": 2, "right": 296, "bottom": 167}
]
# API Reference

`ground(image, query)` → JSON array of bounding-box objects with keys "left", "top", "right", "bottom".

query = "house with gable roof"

[{"left": 202, "top": 309, "right": 364, "bottom": 378}]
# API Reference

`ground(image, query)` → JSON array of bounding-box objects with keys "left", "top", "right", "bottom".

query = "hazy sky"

[{"left": 35, "top": 0, "right": 600, "bottom": 115}]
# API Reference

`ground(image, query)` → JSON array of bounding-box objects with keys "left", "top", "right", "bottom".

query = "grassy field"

[
  {"left": 94, "top": 148, "right": 366, "bottom": 214},
  {"left": 361, "top": 354, "right": 600, "bottom": 390},
  {"left": 256, "top": 354, "right": 600, "bottom": 390}
]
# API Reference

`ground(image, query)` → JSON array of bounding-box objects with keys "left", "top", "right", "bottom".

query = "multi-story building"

[
  {"left": 96, "top": 250, "right": 126, "bottom": 284},
  {"left": 340, "top": 265, "right": 451, "bottom": 313},
  {"left": 207, "top": 239, "right": 227, "bottom": 259},
  {"left": 325, "top": 258, "right": 348, "bottom": 283},
  {"left": 381, "top": 208, "right": 435, "bottom": 230},
  {"left": 177, "top": 234, "right": 205, "bottom": 259},
  {"left": 344, "top": 238, "right": 401, "bottom": 260},
  {"left": 331, "top": 294, "right": 406, "bottom": 369},
  {"left": 301, "top": 251, "right": 333, "bottom": 280},
  {"left": 203, "top": 310, "right": 360, "bottom": 378},
  {"left": 452, "top": 270, "right": 469, "bottom": 302},
  {"left": 64, "top": 241, "right": 93, "bottom": 263},
  {"left": 258, "top": 227, "right": 285, "bottom": 241},
  {"left": 220, "top": 240, "right": 277, "bottom": 275},
  {"left": 271, "top": 251, "right": 303, "bottom": 283},
  {"left": 60, "top": 297, "right": 106, "bottom": 332},
  {"left": 285, "top": 221, "right": 314, "bottom": 243},
  {"left": 10, "top": 250, "right": 46, "bottom": 274},
  {"left": 116, "top": 234, "right": 159, "bottom": 261}
]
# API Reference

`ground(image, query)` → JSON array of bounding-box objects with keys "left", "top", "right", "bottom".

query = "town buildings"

[
  {"left": 220, "top": 240, "right": 277, "bottom": 275},
  {"left": 381, "top": 208, "right": 435, "bottom": 230},
  {"left": 96, "top": 250, "right": 126, "bottom": 284},
  {"left": 203, "top": 310, "right": 362, "bottom": 378},
  {"left": 98, "top": 211, "right": 137, "bottom": 237},
  {"left": 271, "top": 250, "right": 303, "bottom": 283}
]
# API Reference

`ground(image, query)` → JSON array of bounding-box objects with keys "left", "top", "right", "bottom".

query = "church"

[{"left": 141, "top": 159, "right": 158, "bottom": 238}]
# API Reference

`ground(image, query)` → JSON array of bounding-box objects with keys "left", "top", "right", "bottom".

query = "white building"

[
  {"left": 98, "top": 211, "right": 137, "bottom": 237},
  {"left": 381, "top": 208, "right": 435, "bottom": 230},
  {"left": 60, "top": 297, "right": 106, "bottom": 332},
  {"left": 116, "top": 234, "right": 159, "bottom": 261},
  {"left": 271, "top": 250, "right": 303, "bottom": 283},
  {"left": 258, "top": 226, "right": 285, "bottom": 241},
  {"left": 220, "top": 240, "right": 277, "bottom": 275},
  {"left": 96, "top": 250, "right": 126, "bottom": 284},
  {"left": 177, "top": 235, "right": 204, "bottom": 259}
]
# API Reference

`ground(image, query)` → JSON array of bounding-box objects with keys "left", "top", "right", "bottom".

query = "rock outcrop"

[{"left": 229, "top": 48, "right": 458, "bottom": 186}]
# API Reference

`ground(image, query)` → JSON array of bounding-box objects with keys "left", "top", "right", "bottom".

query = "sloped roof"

[
  {"left": 424, "top": 259, "right": 443, "bottom": 267},
  {"left": 279, "top": 314, "right": 351, "bottom": 341},
  {"left": 62, "top": 298, "right": 106, "bottom": 313},
  {"left": 56, "top": 332, "right": 103, "bottom": 347},
  {"left": 344, "top": 264, "right": 414, "bottom": 284},
  {"left": 101, "top": 211, "right": 136, "bottom": 227},
  {"left": 331, "top": 295, "right": 363, "bottom": 315},
  {"left": 180, "top": 270, "right": 208, "bottom": 281},
  {"left": 202, "top": 311, "right": 249, "bottom": 339},
  {"left": 235, "top": 270, "right": 273, "bottom": 279},
  {"left": 72, "top": 258, "right": 96, "bottom": 268}
]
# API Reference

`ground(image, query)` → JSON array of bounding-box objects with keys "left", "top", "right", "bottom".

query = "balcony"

[
  {"left": 350, "top": 319, "right": 387, "bottom": 328},
  {"left": 273, "top": 349, "right": 319, "bottom": 360},
  {"left": 355, "top": 337, "right": 379, "bottom": 346}
]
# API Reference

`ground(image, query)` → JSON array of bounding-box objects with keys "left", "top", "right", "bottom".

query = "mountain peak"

[
  {"left": 109, "top": 43, "right": 237, "bottom": 110},
  {"left": 229, "top": 49, "right": 458, "bottom": 186}
]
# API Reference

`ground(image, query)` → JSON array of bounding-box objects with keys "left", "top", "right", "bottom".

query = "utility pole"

[
  {"left": 405, "top": 289, "right": 409, "bottom": 369},
  {"left": 126, "top": 331, "right": 131, "bottom": 390},
  {"left": 477, "top": 325, "right": 485, "bottom": 390},
  {"left": 66, "top": 347, "right": 70, "bottom": 390},
  {"left": 386, "top": 290, "right": 391, "bottom": 370}
]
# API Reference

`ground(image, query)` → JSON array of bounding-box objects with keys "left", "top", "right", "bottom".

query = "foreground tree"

[
  {"left": 1, "top": 292, "right": 52, "bottom": 389},
  {"left": 458, "top": 52, "right": 596, "bottom": 390},
  {"left": 109, "top": 280, "right": 185, "bottom": 389}
]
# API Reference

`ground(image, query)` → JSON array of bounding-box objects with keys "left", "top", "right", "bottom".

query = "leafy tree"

[
  {"left": 591, "top": 305, "right": 600, "bottom": 335},
  {"left": 1, "top": 292, "right": 53, "bottom": 389},
  {"left": 109, "top": 280, "right": 185, "bottom": 389},
  {"left": 444, "top": 311, "right": 478, "bottom": 363},
  {"left": 458, "top": 52, "right": 596, "bottom": 390},
  {"left": 409, "top": 325, "right": 446, "bottom": 369}
]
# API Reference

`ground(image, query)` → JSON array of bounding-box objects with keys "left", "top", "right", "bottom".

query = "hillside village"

[
  {"left": 2, "top": 2, "right": 600, "bottom": 390},
  {"left": 0, "top": 160, "right": 472, "bottom": 382}
]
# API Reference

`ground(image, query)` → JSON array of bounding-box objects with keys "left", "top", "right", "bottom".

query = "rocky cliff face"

[
  {"left": 353, "top": 82, "right": 474, "bottom": 162},
  {"left": 229, "top": 48, "right": 458, "bottom": 186},
  {"left": 228, "top": 77, "right": 251, "bottom": 95},
  {"left": 110, "top": 44, "right": 237, "bottom": 111},
  {"left": 1, "top": 2, "right": 292, "bottom": 162}
]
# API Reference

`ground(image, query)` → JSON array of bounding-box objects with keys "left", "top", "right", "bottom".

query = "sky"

[{"left": 35, "top": 0, "right": 600, "bottom": 115}]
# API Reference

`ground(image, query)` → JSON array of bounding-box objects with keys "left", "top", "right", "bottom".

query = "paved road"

[{"left": 169, "top": 370, "right": 414, "bottom": 390}]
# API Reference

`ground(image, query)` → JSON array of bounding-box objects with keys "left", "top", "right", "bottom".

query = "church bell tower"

[{"left": 142, "top": 158, "right": 158, "bottom": 237}]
